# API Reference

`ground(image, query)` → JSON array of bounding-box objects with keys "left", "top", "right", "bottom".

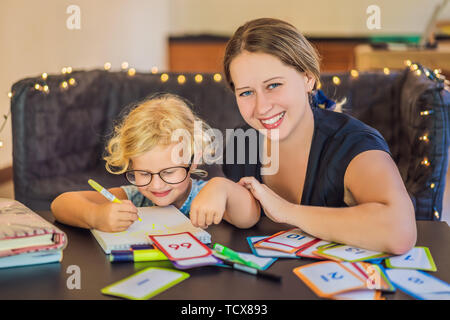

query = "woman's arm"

[
  {"left": 190, "top": 177, "right": 261, "bottom": 229},
  {"left": 51, "top": 187, "right": 139, "bottom": 232},
  {"left": 240, "top": 150, "right": 417, "bottom": 255}
]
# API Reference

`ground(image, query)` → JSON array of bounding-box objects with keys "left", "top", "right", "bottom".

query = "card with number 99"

[{"left": 149, "top": 232, "right": 213, "bottom": 261}]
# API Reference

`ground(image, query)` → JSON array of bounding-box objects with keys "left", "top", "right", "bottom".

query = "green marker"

[{"left": 213, "top": 243, "right": 260, "bottom": 269}]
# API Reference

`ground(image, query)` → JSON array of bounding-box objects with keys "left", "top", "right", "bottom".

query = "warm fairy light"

[
  {"left": 383, "top": 67, "right": 390, "bottom": 75},
  {"left": 121, "top": 61, "right": 129, "bottom": 70},
  {"left": 66, "top": 67, "right": 72, "bottom": 74},
  {"left": 332, "top": 76, "right": 341, "bottom": 85},
  {"left": 7, "top": 92, "right": 12, "bottom": 98},
  {"left": 34, "top": 83, "right": 41, "bottom": 90},
  {"left": 0, "top": 141, "right": 3, "bottom": 148},
  {"left": 411, "top": 64, "right": 418, "bottom": 71},
  {"left": 316, "top": 81, "right": 322, "bottom": 90},
  {"left": 61, "top": 67, "right": 67, "bottom": 74},
  {"left": 127, "top": 68, "right": 136, "bottom": 76},
  {"left": 421, "top": 158, "right": 430, "bottom": 166},
  {"left": 61, "top": 81, "right": 68, "bottom": 89},
  {"left": 160, "top": 73, "right": 169, "bottom": 82},
  {"left": 415, "top": 69, "right": 422, "bottom": 76},
  {"left": 213, "top": 73, "right": 222, "bottom": 82},
  {"left": 434, "top": 210, "right": 440, "bottom": 219},
  {"left": 420, "top": 110, "right": 432, "bottom": 116},
  {"left": 425, "top": 70, "right": 430, "bottom": 77},
  {"left": 430, "top": 183, "right": 436, "bottom": 189},
  {"left": 434, "top": 69, "right": 441, "bottom": 75},
  {"left": 68, "top": 78, "right": 76, "bottom": 86},
  {"left": 42, "top": 73, "right": 48, "bottom": 80},
  {"left": 104, "top": 62, "right": 111, "bottom": 70},
  {"left": 419, "top": 135, "right": 429, "bottom": 142},
  {"left": 404, "top": 60, "right": 412, "bottom": 67},
  {"left": 350, "top": 69, "right": 359, "bottom": 78},
  {"left": 43, "top": 85, "right": 49, "bottom": 93},
  {"left": 194, "top": 74, "right": 203, "bottom": 83},
  {"left": 177, "top": 75, "right": 186, "bottom": 84},
  {"left": 151, "top": 66, "right": 158, "bottom": 74}
]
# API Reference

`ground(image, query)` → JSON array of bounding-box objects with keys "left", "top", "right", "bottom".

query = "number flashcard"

[
  {"left": 385, "top": 246, "right": 437, "bottom": 272},
  {"left": 313, "top": 244, "right": 389, "bottom": 262},
  {"left": 101, "top": 267, "right": 189, "bottom": 300},
  {"left": 149, "top": 232, "right": 212, "bottom": 261},
  {"left": 332, "top": 289, "right": 385, "bottom": 300},
  {"left": 172, "top": 255, "right": 221, "bottom": 269},
  {"left": 254, "top": 228, "right": 318, "bottom": 253},
  {"left": 296, "top": 240, "right": 334, "bottom": 259},
  {"left": 293, "top": 261, "right": 367, "bottom": 298},
  {"left": 247, "top": 236, "right": 300, "bottom": 258},
  {"left": 385, "top": 269, "right": 450, "bottom": 300},
  {"left": 342, "top": 262, "right": 396, "bottom": 292}
]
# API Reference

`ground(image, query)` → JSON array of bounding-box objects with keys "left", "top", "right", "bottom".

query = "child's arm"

[
  {"left": 190, "top": 177, "right": 261, "bottom": 229},
  {"left": 51, "top": 188, "right": 139, "bottom": 232}
]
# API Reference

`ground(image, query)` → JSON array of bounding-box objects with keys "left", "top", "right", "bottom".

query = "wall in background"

[
  {"left": 0, "top": 0, "right": 169, "bottom": 169},
  {"left": 169, "top": 0, "right": 450, "bottom": 37}
]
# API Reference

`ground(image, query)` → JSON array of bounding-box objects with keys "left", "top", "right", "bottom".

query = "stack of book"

[{"left": 0, "top": 198, "right": 67, "bottom": 269}]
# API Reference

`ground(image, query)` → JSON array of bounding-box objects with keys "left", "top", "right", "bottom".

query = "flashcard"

[
  {"left": 172, "top": 255, "right": 221, "bottom": 269},
  {"left": 254, "top": 228, "right": 318, "bottom": 253},
  {"left": 292, "top": 261, "right": 367, "bottom": 298},
  {"left": 385, "top": 269, "right": 450, "bottom": 300},
  {"left": 247, "top": 236, "right": 300, "bottom": 259},
  {"left": 212, "top": 249, "right": 277, "bottom": 270},
  {"left": 101, "top": 267, "right": 189, "bottom": 300},
  {"left": 149, "top": 232, "right": 212, "bottom": 261},
  {"left": 296, "top": 240, "right": 334, "bottom": 259},
  {"left": 342, "top": 262, "right": 396, "bottom": 292},
  {"left": 385, "top": 246, "right": 437, "bottom": 272},
  {"left": 333, "top": 289, "right": 384, "bottom": 300},
  {"left": 314, "top": 245, "right": 389, "bottom": 262}
]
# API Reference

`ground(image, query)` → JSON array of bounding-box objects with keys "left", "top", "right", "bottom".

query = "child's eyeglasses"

[{"left": 124, "top": 156, "right": 194, "bottom": 186}]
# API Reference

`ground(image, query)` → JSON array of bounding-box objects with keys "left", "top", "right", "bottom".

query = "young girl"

[
  {"left": 192, "top": 18, "right": 417, "bottom": 254},
  {"left": 51, "top": 93, "right": 259, "bottom": 232}
]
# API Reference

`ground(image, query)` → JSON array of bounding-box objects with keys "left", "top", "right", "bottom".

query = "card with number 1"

[{"left": 149, "top": 232, "right": 212, "bottom": 261}]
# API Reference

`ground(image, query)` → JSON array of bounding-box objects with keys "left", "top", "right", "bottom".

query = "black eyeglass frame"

[{"left": 124, "top": 155, "right": 194, "bottom": 187}]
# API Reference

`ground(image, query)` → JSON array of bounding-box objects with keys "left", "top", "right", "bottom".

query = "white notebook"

[{"left": 91, "top": 205, "right": 211, "bottom": 254}]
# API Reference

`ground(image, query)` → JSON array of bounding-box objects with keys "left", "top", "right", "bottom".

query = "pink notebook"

[{"left": 0, "top": 198, "right": 67, "bottom": 258}]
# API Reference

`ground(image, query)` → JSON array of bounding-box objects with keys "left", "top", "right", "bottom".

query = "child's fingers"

[
  {"left": 118, "top": 212, "right": 139, "bottom": 222},
  {"left": 213, "top": 212, "right": 222, "bottom": 224},
  {"left": 117, "top": 200, "right": 138, "bottom": 213},
  {"left": 196, "top": 211, "right": 206, "bottom": 228},
  {"left": 190, "top": 208, "right": 199, "bottom": 227},
  {"left": 205, "top": 211, "right": 215, "bottom": 226}
]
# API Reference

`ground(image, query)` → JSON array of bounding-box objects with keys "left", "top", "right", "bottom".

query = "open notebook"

[{"left": 91, "top": 205, "right": 211, "bottom": 254}]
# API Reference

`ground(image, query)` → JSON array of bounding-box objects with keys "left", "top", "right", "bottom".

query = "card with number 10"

[
  {"left": 254, "top": 228, "right": 318, "bottom": 253},
  {"left": 149, "top": 232, "right": 212, "bottom": 261}
]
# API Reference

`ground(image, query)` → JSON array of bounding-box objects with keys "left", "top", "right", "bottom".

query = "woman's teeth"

[{"left": 261, "top": 112, "right": 285, "bottom": 125}]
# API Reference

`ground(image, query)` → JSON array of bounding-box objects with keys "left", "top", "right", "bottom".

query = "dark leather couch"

[{"left": 10, "top": 65, "right": 450, "bottom": 220}]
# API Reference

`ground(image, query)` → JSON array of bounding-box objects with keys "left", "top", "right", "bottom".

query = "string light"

[
  {"left": 104, "top": 62, "right": 111, "bottom": 71},
  {"left": 434, "top": 210, "right": 440, "bottom": 219},
  {"left": 42, "top": 73, "right": 48, "bottom": 80},
  {"left": 34, "top": 83, "right": 41, "bottom": 90},
  {"left": 127, "top": 68, "right": 136, "bottom": 76},
  {"left": 419, "top": 135, "right": 429, "bottom": 142},
  {"left": 7, "top": 92, "right": 12, "bottom": 98},
  {"left": 66, "top": 67, "right": 72, "bottom": 74},
  {"left": 151, "top": 66, "right": 158, "bottom": 74},
  {"left": 43, "top": 85, "right": 49, "bottom": 93},
  {"left": 421, "top": 158, "right": 430, "bottom": 166},
  {"left": 420, "top": 110, "right": 433, "bottom": 116},
  {"left": 430, "top": 183, "right": 435, "bottom": 189},
  {"left": 194, "top": 74, "right": 203, "bottom": 83},
  {"left": 121, "top": 61, "right": 129, "bottom": 70},
  {"left": 160, "top": 73, "right": 169, "bottom": 82},
  {"left": 383, "top": 67, "right": 390, "bottom": 75},
  {"left": 332, "top": 76, "right": 341, "bottom": 85},
  {"left": 60, "top": 81, "right": 68, "bottom": 89},
  {"left": 415, "top": 69, "right": 422, "bottom": 76},
  {"left": 404, "top": 60, "right": 412, "bottom": 67},
  {"left": 68, "top": 78, "right": 76, "bottom": 86},
  {"left": 213, "top": 73, "right": 222, "bottom": 82},
  {"left": 177, "top": 75, "right": 186, "bottom": 84},
  {"left": 433, "top": 69, "right": 441, "bottom": 75},
  {"left": 61, "top": 67, "right": 67, "bottom": 74},
  {"left": 411, "top": 64, "right": 419, "bottom": 71},
  {"left": 0, "top": 141, "right": 3, "bottom": 148},
  {"left": 350, "top": 69, "right": 359, "bottom": 78}
]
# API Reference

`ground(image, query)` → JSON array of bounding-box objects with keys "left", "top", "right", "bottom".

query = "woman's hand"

[
  {"left": 93, "top": 200, "right": 139, "bottom": 232},
  {"left": 238, "top": 176, "right": 294, "bottom": 224},
  {"left": 189, "top": 178, "right": 227, "bottom": 228}
]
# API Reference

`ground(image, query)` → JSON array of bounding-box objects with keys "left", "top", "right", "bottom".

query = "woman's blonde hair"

[
  {"left": 223, "top": 18, "right": 321, "bottom": 91},
  {"left": 104, "top": 93, "right": 211, "bottom": 177}
]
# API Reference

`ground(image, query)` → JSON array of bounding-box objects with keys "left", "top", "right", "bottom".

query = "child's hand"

[
  {"left": 93, "top": 200, "right": 139, "bottom": 232},
  {"left": 189, "top": 179, "right": 227, "bottom": 228},
  {"left": 238, "top": 176, "right": 293, "bottom": 224}
]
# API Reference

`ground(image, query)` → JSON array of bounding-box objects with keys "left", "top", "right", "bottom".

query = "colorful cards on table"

[
  {"left": 313, "top": 244, "right": 389, "bottom": 262},
  {"left": 101, "top": 267, "right": 189, "bottom": 300},
  {"left": 213, "top": 249, "right": 276, "bottom": 270},
  {"left": 149, "top": 232, "right": 219, "bottom": 269},
  {"left": 247, "top": 236, "right": 300, "bottom": 259},
  {"left": 385, "top": 269, "right": 450, "bottom": 300},
  {"left": 254, "top": 229, "right": 318, "bottom": 253},
  {"left": 385, "top": 246, "right": 437, "bottom": 272}
]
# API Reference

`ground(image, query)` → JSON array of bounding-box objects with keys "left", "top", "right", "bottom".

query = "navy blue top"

[{"left": 222, "top": 107, "right": 391, "bottom": 207}]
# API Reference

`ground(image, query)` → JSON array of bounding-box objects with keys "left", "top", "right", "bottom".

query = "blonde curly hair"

[{"left": 104, "top": 93, "right": 211, "bottom": 177}]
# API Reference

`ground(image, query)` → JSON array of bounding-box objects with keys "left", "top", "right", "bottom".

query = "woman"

[{"left": 190, "top": 18, "right": 416, "bottom": 255}]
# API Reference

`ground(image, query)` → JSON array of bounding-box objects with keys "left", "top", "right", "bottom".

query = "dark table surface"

[{"left": 0, "top": 211, "right": 449, "bottom": 300}]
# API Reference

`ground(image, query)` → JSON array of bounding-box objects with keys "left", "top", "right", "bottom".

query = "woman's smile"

[{"left": 259, "top": 111, "right": 286, "bottom": 129}]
